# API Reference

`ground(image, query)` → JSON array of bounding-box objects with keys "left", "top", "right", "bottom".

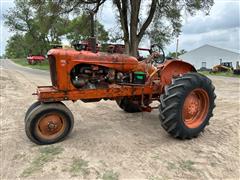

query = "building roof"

[{"left": 179, "top": 44, "right": 240, "bottom": 61}]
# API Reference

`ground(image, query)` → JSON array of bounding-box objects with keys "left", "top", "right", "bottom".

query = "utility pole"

[
  {"left": 89, "top": 11, "right": 95, "bottom": 37},
  {"left": 89, "top": 11, "right": 97, "bottom": 53},
  {"left": 95, "top": 12, "right": 98, "bottom": 42},
  {"left": 175, "top": 38, "right": 179, "bottom": 58}
]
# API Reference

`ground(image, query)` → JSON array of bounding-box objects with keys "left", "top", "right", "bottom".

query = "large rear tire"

[
  {"left": 25, "top": 102, "right": 74, "bottom": 145},
  {"left": 159, "top": 72, "right": 216, "bottom": 139}
]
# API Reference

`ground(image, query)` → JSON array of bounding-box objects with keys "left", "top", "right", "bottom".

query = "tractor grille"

[{"left": 48, "top": 56, "right": 57, "bottom": 87}]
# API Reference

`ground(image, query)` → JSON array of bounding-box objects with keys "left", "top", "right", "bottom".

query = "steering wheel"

[{"left": 150, "top": 44, "right": 165, "bottom": 64}]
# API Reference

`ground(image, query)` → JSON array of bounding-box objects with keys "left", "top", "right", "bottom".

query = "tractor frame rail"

[{"left": 36, "top": 85, "right": 157, "bottom": 102}]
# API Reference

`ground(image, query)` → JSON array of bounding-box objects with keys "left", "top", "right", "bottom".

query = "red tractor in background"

[{"left": 27, "top": 55, "right": 45, "bottom": 65}]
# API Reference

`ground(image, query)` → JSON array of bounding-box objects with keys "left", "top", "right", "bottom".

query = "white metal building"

[{"left": 179, "top": 45, "right": 240, "bottom": 70}]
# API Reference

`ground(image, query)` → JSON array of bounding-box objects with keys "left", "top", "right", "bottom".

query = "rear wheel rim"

[
  {"left": 182, "top": 88, "right": 209, "bottom": 128},
  {"left": 35, "top": 113, "right": 66, "bottom": 140}
]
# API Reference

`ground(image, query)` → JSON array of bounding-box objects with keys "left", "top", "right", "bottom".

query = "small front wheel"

[
  {"left": 159, "top": 72, "right": 216, "bottom": 139},
  {"left": 25, "top": 102, "right": 74, "bottom": 145},
  {"left": 24, "top": 101, "right": 41, "bottom": 123}
]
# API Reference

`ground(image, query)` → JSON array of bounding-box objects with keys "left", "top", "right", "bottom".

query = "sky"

[{"left": 0, "top": 0, "right": 239, "bottom": 56}]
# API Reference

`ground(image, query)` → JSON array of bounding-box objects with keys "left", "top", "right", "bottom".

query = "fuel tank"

[{"left": 48, "top": 49, "right": 139, "bottom": 73}]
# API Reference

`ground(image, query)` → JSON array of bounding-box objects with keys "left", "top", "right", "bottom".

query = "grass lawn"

[
  {"left": 11, "top": 58, "right": 49, "bottom": 71},
  {"left": 199, "top": 71, "right": 240, "bottom": 78}
]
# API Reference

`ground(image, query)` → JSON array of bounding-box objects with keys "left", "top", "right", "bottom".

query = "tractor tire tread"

[{"left": 159, "top": 72, "right": 216, "bottom": 139}]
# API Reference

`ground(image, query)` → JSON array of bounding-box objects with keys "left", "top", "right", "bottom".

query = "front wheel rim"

[
  {"left": 35, "top": 113, "right": 66, "bottom": 140},
  {"left": 182, "top": 88, "right": 210, "bottom": 128}
]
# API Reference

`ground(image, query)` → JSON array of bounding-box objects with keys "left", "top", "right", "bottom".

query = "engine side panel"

[
  {"left": 48, "top": 49, "right": 140, "bottom": 91},
  {"left": 71, "top": 52, "right": 139, "bottom": 72}
]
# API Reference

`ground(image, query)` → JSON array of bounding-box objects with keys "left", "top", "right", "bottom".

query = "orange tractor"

[{"left": 25, "top": 41, "right": 216, "bottom": 145}]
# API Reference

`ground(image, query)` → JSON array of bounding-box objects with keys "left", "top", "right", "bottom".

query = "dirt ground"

[{"left": 0, "top": 59, "right": 239, "bottom": 179}]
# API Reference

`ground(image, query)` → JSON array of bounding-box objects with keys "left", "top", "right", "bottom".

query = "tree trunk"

[
  {"left": 129, "top": 0, "right": 156, "bottom": 57},
  {"left": 129, "top": 37, "right": 139, "bottom": 57},
  {"left": 124, "top": 41, "right": 130, "bottom": 54},
  {"left": 114, "top": 0, "right": 130, "bottom": 54},
  {"left": 114, "top": 0, "right": 156, "bottom": 57},
  {"left": 129, "top": 0, "right": 141, "bottom": 57}
]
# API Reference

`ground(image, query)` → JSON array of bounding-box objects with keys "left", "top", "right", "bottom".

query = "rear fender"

[{"left": 159, "top": 60, "right": 196, "bottom": 86}]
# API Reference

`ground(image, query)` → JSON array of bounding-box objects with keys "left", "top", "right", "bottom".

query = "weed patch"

[
  {"left": 166, "top": 162, "right": 177, "bottom": 170},
  {"left": 199, "top": 71, "right": 240, "bottom": 78},
  {"left": 21, "top": 146, "right": 63, "bottom": 177},
  {"left": 69, "top": 158, "right": 90, "bottom": 177},
  {"left": 179, "top": 160, "right": 196, "bottom": 171},
  {"left": 102, "top": 170, "right": 119, "bottom": 180}
]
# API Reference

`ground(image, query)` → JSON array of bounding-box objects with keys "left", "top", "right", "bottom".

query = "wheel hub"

[
  {"left": 184, "top": 92, "right": 200, "bottom": 118},
  {"left": 48, "top": 121, "right": 58, "bottom": 131},
  {"left": 37, "top": 114, "right": 65, "bottom": 137},
  {"left": 182, "top": 88, "right": 209, "bottom": 128}
]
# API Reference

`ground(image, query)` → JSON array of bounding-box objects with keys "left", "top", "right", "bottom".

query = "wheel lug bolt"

[{"left": 48, "top": 123, "right": 55, "bottom": 129}]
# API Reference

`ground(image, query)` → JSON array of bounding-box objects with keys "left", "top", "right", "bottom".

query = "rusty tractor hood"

[{"left": 48, "top": 48, "right": 139, "bottom": 72}]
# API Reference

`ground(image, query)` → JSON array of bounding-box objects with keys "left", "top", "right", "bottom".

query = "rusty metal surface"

[
  {"left": 42, "top": 49, "right": 196, "bottom": 103},
  {"left": 48, "top": 48, "right": 139, "bottom": 72},
  {"left": 159, "top": 60, "right": 196, "bottom": 85},
  {"left": 37, "top": 85, "right": 154, "bottom": 102}
]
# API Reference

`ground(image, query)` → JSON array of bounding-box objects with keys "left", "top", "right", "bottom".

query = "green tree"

[
  {"left": 112, "top": 0, "right": 214, "bottom": 56},
  {"left": 5, "top": 34, "right": 27, "bottom": 58},
  {"left": 4, "top": 0, "right": 109, "bottom": 57},
  {"left": 4, "top": 0, "right": 69, "bottom": 56},
  {"left": 5, "top": 0, "right": 214, "bottom": 57},
  {"left": 48, "top": 0, "right": 214, "bottom": 56},
  {"left": 167, "top": 49, "right": 187, "bottom": 58},
  {"left": 66, "top": 13, "right": 109, "bottom": 44}
]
